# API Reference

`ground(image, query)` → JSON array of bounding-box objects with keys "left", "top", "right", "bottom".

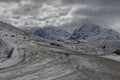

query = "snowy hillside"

[
  {"left": 34, "top": 27, "right": 71, "bottom": 40},
  {"left": 0, "top": 21, "right": 51, "bottom": 68},
  {"left": 0, "top": 21, "right": 120, "bottom": 80},
  {"left": 65, "top": 40, "right": 120, "bottom": 55},
  {"left": 70, "top": 23, "right": 120, "bottom": 41}
]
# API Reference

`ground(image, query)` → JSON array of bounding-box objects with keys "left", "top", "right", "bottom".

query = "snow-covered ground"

[
  {"left": 0, "top": 39, "right": 24, "bottom": 69},
  {"left": 102, "top": 55, "right": 120, "bottom": 62},
  {"left": 0, "top": 21, "right": 120, "bottom": 80}
]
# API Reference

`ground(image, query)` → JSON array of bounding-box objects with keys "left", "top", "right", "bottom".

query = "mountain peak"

[
  {"left": 70, "top": 23, "right": 120, "bottom": 41},
  {"left": 77, "top": 23, "right": 102, "bottom": 33},
  {"left": 81, "top": 23, "right": 101, "bottom": 29}
]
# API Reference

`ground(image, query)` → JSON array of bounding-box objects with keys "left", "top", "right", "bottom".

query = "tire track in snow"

[{"left": 0, "top": 40, "right": 24, "bottom": 69}]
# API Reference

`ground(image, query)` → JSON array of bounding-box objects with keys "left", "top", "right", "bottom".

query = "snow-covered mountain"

[
  {"left": 0, "top": 21, "right": 120, "bottom": 80},
  {"left": 70, "top": 23, "right": 120, "bottom": 41},
  {"left": 34, "top": 27, "right": 71, "bottom": 40}
]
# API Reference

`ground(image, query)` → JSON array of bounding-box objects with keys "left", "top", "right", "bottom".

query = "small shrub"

[
  {"left": 113, "top": 50, "right": 120, "bottom": 55},
  {"left": 11, "top": 35, "right": 15, "bottom": 37},
  {"left": 23, "top": 37, "right": 26, "bottom": 39},
  {"left": 5, "top": 34, "right": 8, "bottom": 36}
]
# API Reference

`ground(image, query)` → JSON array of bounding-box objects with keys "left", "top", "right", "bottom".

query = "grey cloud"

[
  {"left": 62, "top": 0, "right": 120, "bottom": 6},
  {"left": 12, "top": 0, "right": 54, "bottom": 16},
  {"left": 62, "top": 0, "right": 120, "bottom": 19},
  {"left": 62, "top": 0, "right": 120, "bottom": 30},
  {"left": 31, "top": 0, "right": 54, "bottom": 5},
  {"left": 31, "top": 0, "right": 48, "bottom": 3},
  {"left": 74, "top": 7, "right": 120, "bottom": 18},
  {"left": 0, "top": 0, "right": 120, "bottom": 32},
  {"left": 13, "top": 3, "right": 41, "bottom": 15},
  {"left": 0, "top": 0, "right": 20, "bottom": 3}
]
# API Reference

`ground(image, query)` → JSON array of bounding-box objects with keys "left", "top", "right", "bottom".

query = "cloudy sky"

[{"left": 0, "top": 0, "right": 120, "bottom": 32}]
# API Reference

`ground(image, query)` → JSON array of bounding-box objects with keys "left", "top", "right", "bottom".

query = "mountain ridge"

[
  {"left": 34, "top": 26, "right": 71, "bottom": 40},
  {"left": 70, "top": 23, "right": 120, "bottom": 41}
]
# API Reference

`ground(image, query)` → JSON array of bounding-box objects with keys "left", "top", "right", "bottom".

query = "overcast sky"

[{"left": 0, "top": 0, "right": 120, "bottom": 32}]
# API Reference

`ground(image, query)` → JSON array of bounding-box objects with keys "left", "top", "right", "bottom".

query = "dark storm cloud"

[
  {"left": 63, "top": 0, "right": 120, "bottom": 18},
  {"left": 62, "top": 0, "right": 120, "bottom": 6},
  {"left": 74, "top": 7, "right": 120, "bottom": 18},
  {"left": 61, "top": 0, "right": 120, "bottom": 28},
  {"left": 62, "top": 0, "right": 120, "bottom": 17},
  {"left": 0, "top": 0, "right": 20, "bottom": 3},
  {"left": 1, "top": 0, "right": 120, "bottom": 31}
]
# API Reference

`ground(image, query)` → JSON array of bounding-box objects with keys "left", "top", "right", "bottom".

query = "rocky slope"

[
  {"left": 61, "top": 39, "right": 120, "bottom": 55},
  {"left": 0, "top": 21, "right": 119, "bottom": 80},
  {"left": 34, "top": 27, "right": 71, "bottom": 40},
  {"left": 70, "top": 23, "right": 120, "bottom": 41}
]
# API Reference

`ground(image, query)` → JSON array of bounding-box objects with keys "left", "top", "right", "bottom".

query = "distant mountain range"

[{"left": 33, "top": 23, "right": 120, "bottom": 41}]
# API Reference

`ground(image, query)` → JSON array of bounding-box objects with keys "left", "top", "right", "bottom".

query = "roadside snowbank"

[{"left": 102, "top": 55, "right": 120, "bottom": 62}]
